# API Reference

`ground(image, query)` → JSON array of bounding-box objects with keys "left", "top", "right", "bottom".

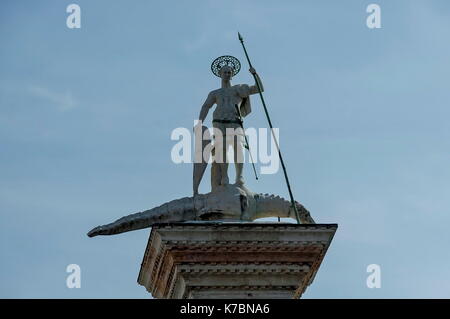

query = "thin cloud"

[{"left": 29, "top": 85, "right": 77, "bottom": 111}]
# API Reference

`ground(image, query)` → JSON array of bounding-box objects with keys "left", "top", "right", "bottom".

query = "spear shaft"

[
  {"left": 235, "top": 104, "right": 259, "bottom": 180},
  {"left": 238, "top": 32, "right": 301, "bottom": 224}
]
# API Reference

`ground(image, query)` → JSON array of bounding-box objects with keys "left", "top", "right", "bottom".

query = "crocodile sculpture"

[{"left": 87, "top": 184, "right": 315, "bottom": 237}]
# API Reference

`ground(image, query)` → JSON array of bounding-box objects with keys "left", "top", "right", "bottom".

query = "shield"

[{"left": 193, "top": 125, "right": 213, "bottom": 195}]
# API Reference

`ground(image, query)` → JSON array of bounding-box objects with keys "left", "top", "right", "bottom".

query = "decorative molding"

[{"left": 138, "top": 223, "right": 337, "bottom": 299}]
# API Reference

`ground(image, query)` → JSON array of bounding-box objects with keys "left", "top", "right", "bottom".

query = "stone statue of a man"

[{"left": 194, "top": 56, "right": 264, "bottom": 195}]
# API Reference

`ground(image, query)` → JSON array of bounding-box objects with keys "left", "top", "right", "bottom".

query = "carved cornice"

[{"left": 138, "top": 223, "right": 337, "bottom": 299}]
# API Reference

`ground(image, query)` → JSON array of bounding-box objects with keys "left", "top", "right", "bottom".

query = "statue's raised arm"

[{"left": 248, "top": 66, "right": 264, "bottom": 94}]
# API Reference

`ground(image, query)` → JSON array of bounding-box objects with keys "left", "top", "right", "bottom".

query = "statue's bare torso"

[{"left": 211, "top": 86, "right": 246, "bottom": 120}]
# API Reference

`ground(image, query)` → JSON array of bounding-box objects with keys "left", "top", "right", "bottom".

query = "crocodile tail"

[
  {"left": 87, "top": 196, "right": 199, "bottom": 237},
  {"left": 294, "top": 201, "right": 315, "bottom": 224},
  {"left": 254, "top": 193, "right": 315, "bottom": 224}
]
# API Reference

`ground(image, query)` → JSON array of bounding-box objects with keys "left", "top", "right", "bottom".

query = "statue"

[
  {"left": 193, "top": 55, "right": 263, "bottom": 195},
  {"left": 87, "top": 35, "right": 316, "bottom": 239}
]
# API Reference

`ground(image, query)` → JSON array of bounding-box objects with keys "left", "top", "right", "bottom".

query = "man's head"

[
  {"left": 211, "top": 55, "right": 241, "bottom": 78},
  {"left": 219, "top": 65, "right": 233, "bottom": 81}
]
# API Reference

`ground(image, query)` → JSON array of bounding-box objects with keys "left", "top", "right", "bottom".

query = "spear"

[
  {"left": 238, "top": 32, "right": 301, "bottom": 224},
  {"left": 235, "top": 104, "right": 258, "bottom": 180}
]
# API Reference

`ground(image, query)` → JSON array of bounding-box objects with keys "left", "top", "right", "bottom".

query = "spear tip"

[{"left": 238, "top": 32, "right": 243, "bottom": 42}]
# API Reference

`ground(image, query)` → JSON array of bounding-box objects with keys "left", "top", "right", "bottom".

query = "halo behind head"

[{"left": 211, "top": 55, "right": 241, "bottom": 77}]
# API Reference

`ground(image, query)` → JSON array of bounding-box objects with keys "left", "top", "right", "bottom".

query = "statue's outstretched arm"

[{"left": 198, "top": 92, "right": 215, "bottom": 123}]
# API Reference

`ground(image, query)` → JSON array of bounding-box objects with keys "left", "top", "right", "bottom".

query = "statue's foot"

[
  {"left": 235, "top": 176, "right": 245, "bottom": 186},
  {"left": 220, "top": 177, "right": 229, "bottom": 185}
]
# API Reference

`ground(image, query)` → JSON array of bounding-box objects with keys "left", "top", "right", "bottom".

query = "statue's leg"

[
  {"left": 220, "top": 137, "right": 230, "bottom": 186},
  {"left": 233, "top": 126, "right": 245, "bottom": 185},
  {"left": 211, "top": 148, "right": 221, "bottom": 192},
  {"left": 214, "top": 123, "right": 229, "bottom": 186},
  {"left": 235, "top": 163, "right": 244, "bottom": 185}
]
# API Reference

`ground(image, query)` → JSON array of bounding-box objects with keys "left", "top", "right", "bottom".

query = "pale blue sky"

[{"left": 1, "top": 0, "right": 449, "bottom": 298}]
